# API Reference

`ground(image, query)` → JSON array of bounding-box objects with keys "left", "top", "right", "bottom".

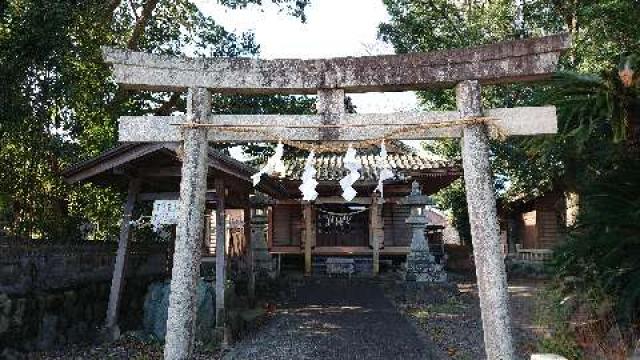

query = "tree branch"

[
  {"left": 129, "top": 0, "right": 140, "bottom": 21},
  {"left": 106, "top": 0, "right": 159, "bottom": 116},
  {"left": 126, "top": 0, "right": 159, "bottom": 51},
  {"left": 107, "top": 0, "right": 123, "bottom": 16},
  {"left": 155, "top": 93, "right": 182, "bottom": 116}
]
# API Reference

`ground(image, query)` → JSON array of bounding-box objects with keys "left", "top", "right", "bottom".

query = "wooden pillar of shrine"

[
  {"left": 104, "top": 178, "right": 140, "bottom": 340},
  {"left": 244, "top": 206, "right": 255, "bottom": 304},
  {"left": 214, "top": 178, "right": 227, "bottom": 342},
  {"left": 369, "top": 196, "right": 383, "bottom": 275},
  {"left": 303, "top": 202, "right": 314, "bottom": 275}
]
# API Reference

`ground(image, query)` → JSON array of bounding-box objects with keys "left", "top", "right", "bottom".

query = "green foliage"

[
  {"left": 535, "top": 283, "right": 584, "bottom": 359},
  {"left": 379, "top": 0, "right": 563, "bottom": 110},
  {"left": 380, "top": 0, "right": 640, "bottom": 242},
  {"left": 216, "top": 0, "right": 310, "bottom": 22},
  {"left": 210, "top": 94, "right": 316, "bottom": 164},
  {"left": 381, "top": 2, "right": 640, "bottom": 351},
  {"left": 538, "top": 328, "right": 583, "bottom": 359},
  {"left": 553, "top": 155, "right": 640, "bottom": 322},
  {"left": 547, "top": 70, "right": 640, "bottom": 147},
  {"left": 0, "top": 0, "right": 310, "bottom": 240},
  {"left": 571, "top": 1, "right": 640, "bottom": 73},
  {"left": 432, "top": 178, "right": 470, "bottom": 246}
]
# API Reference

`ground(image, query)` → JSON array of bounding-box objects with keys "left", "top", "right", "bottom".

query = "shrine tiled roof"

[{"left": 281, "top": 152, "right": 458, "bottom": 183}]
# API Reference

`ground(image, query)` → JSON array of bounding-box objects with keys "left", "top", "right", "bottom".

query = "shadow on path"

[{"left": 225, "top": 278, "right": 440, "bottom": 360}]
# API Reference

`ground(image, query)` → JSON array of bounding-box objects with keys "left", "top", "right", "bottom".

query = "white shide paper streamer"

[
  {"left": 339, "top": 145, "right": 361, "bottom": 201},
  {"left": 251, "top": 142, "right": 286, "bottom": 186},
  {"left": 374, "top": 141, "right": 394, "bottom": 201},
  {"left": 299, "top": 151, "right": 319, "bottom": 201}
]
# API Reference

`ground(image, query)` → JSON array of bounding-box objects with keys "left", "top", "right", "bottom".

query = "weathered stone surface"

[
  {"left": 143, "top": 279, "right": 216, "bottom": 342},
  {"left": 0, "top": 277, "right": 156, "bottom": 352},
  {"left": 0, "top": 240, "right": 168, "bottom": 296},
  {"left": 35, "top": 314, "right": 59, "bottom": 350},
  {"left": 248, "top": 195, "right": 274, "bottom": 303},
  {"left": 164, "top": 87, "right": 211, "bottom": 360},
  {"left": 102, "top": 28, "right": 568, "bottom": 360},
  {"left": 103, "top": 33, "right": 570, "bottom": 94},
  {"left": 143, "top": 281, "right": 171, "bottom": 341},
  {"left": 530, "top": 355, "right": 568, "bottom": 360},
  {"left": 403, "top": 182, "right": 446, "bottom": 283},
  {"left": 458, "top": 80, "right": 515, "bottom": 359},
  {"left": 317, "top": 89, "right": 345, "bottom": 140},
  {"left": 118, "top": 106, "right": 557, "bottom": 143},
  {"left": 0, "top": 294, "right": 10, "bottom": 334},
  {"left": 405, "top": 251, "right": 446, "bottom": 283},
  {"left": 251, "top": 212, "right": 273, "bottom": 275}
]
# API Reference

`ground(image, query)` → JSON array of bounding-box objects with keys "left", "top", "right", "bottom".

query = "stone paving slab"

[{"left": 224, "top": 278, "right": 441, "bottom": 360}]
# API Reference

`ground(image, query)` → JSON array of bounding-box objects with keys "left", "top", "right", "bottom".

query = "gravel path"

[
  {"left": 225, "top": 278, "right": 442, "bottom": 360},
  {"left": 390, "top": 276, "right": 547, "bottom": 360}
]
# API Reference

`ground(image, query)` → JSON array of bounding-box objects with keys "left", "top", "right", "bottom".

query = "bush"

[{"left": 539, "top": 155, "right": 640, "bottom": 358}]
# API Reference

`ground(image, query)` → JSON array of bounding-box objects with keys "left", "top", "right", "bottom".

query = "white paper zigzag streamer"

[
  {"left": 374, "top": 141, "right": 394, "bottom": 201},
  {"left": 339, "top": 145, "right": 361, "bottom": 202},
  {"left": 299, "top": 151, "right": 319, "bottom": 201},
  {"left": 251, "top": 142, "right": 286, "bottom": 186}
]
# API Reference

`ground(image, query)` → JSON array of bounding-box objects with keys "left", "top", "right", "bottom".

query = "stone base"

[
  {"left": 254, "top": 243, "right": 276, "bottom": 279},
  {"left": 405, "top": 250, "right": 447, "bottom": 283},
  {"left": 100, "top": 325, "right": 120, "bottom": 342}
]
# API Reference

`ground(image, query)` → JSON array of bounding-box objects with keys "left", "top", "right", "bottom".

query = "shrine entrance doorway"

[{"left": 316, "top": 204, "right": 369, "bottom": 248}]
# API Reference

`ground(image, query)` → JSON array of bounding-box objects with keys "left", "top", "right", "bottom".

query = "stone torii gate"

[{"left": 103, "top": 33, "right": 570, "bottom": 360}]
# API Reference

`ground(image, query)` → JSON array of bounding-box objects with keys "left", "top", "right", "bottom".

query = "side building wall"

[
  {"left": 269, "top": 204, "right": 303, "bottom": 248},
  {"left": 511, "top": 192, "right": 567, "bottom": 250},
  {"left": 382, "top": 203, "right": 412, "bottom": 247}
]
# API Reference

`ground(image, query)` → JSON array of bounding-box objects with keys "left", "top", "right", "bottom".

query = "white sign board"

[{"left": 151, "top": 200, "right": 179, "bottom": 230}]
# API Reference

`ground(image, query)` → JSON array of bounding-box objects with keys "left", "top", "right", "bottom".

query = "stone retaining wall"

[{"left": 0, "top": 240, "right": 169, "bottom": 352}]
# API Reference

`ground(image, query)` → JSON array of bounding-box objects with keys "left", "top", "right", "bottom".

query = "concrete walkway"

[{"left": 225, "top": 278, "right": 439, "bottom": 360}]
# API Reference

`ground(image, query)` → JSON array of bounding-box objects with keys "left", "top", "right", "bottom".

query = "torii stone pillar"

[
  {"left": 458, "top": 80, "right": 515, "bottom": 359},
  {"left": 164, "top": 88, "right": 211, "bottom": 360}
]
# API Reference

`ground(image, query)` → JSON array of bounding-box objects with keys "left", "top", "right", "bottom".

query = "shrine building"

[{"left": 62, "top": 141, "right": 460, "bottom": 274}]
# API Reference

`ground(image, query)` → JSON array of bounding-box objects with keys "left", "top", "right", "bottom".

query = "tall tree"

[
  {"left": 0, "top": 0, "right": 311, "bottom": 240},
  {"left": 378, "top": 0, "right": 640, "bottom": 241}
]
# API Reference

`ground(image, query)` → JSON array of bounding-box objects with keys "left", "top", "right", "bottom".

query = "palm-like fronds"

[
  {"left": 552, "top": 157, "right": 640, "bottom": 323},
  {"left": 547, "top": 70, "right": 640, "bottom": 149}
]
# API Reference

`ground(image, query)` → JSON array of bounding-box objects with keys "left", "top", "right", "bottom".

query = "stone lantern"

[
  {"left": 247, "top": 192, "right": 274, "bottom": 303},
  {"left": 249, "top": 192, "right": 273, "bottom": 274},
  {"left": 403, "top": 181, "right": 446, "bottom": 283}
]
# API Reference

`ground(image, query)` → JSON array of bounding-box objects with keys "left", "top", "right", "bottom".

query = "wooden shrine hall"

[
  {"left": 62, "top": 141, "right": 460, "bottom": 273},
  {"left": 269, "top": 145, "right": 459, "bottom": 265}
]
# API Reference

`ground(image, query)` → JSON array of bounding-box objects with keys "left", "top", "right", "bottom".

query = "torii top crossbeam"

[
  {"left": 103, "top": 33, "right": 570, "bottom": 94},
  {"left": 106, "top": 34, "right": 571, "bottom": 144}
]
